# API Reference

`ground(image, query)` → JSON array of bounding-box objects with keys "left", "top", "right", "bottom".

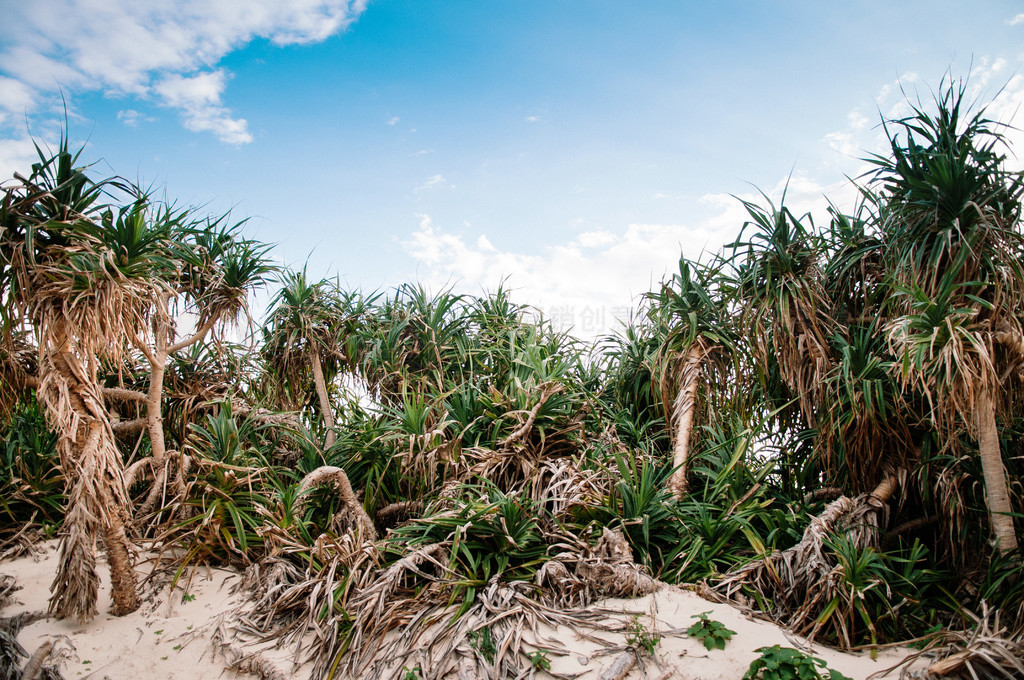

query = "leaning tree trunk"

[
  {"left": 310, "top": 349, "right": 337, "bottom": 449},
  {"left": 668, "top": 344, "right": 704, "bottom": 500},
  {"left": 295, "top": 465, "right": 375, "bottom": 540},
  {"left": 976, "top": 390, "right": 1018, "bottom": 554},
  {"left": 39, "top": 322, "right": 140, "bottom": 620}
]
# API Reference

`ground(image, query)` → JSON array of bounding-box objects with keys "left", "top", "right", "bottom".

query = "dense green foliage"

[{"left": 2, "top": 79, "right": 1023, "bottom": 677}]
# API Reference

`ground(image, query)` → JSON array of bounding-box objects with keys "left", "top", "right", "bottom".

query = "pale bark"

[
  {"left": 135, "top": 309, "right": 219, "bottom": 466},
  {"left": 145, "top": 357, "right": 168, "bottom": 462},
  {"left": 310, "top": 349, "right": 337, "bottom": 449},
  {"left": 976, "top": 390, "right": 1018, "bottom": 554},
  {"left": 668, "top": 345, "right": 704, "bottom": 500}
]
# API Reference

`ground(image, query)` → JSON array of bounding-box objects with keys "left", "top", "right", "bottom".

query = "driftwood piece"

[{"left": 600, "top": 651, "right": 636, "bottom": 680}]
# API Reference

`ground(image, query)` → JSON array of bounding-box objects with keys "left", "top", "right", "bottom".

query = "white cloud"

[
  {"left": 116, "top": 109, "right": 155, "bottom": 127},
  {"left": 525, "top": 115, "right": 540, "bottom": 123},
  {"left": 402, "top": 216, "right": 725, "bottom": 338},
  {"left": 1009, "top": 13, "right": 1024, "bottom": 26},
  {"left": 154, "top": 71, "right": 251, "bottom": 144},
  {"left": 400, "top": 172, "right": 858, "bottom": 339},
  {"left": 982, "top": 74, "right": 1024, "bottom": 171},
  {"left": 0, "top": 0, "right": 367, "bottom": 143},
  {"left": 0, "top": 136, "right": 43, "bottom": 184},
  {"left": 387, "top": 116, "right": 400, "bottom": 126},
  {"left": 0, "top": 77, "right": 36, "bottom": 125},
  {"left": 577, "top": 230, "right": 617, "bottom": 248}
]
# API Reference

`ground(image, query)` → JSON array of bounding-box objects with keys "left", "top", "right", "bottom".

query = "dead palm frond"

[
  {"left": 895, "top": 604, "right": 1024, "bottom": 680},
  {"left": 537, "top": 527, "right": 660, "bottom": 609},
  {"left": 714, "top": 474, "right": 899, "bottom": 646}
]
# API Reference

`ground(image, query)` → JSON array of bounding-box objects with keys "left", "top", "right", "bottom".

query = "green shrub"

[
  {"left": 686, "top": 612, "right": 736, "bottom": 650},
  {"left": 743, "top": 646, "right": 851, "bottom": 680}
]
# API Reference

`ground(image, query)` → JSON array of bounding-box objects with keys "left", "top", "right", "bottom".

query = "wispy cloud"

[
  {"left": 117, "top": 109, "right": 155, "bottom": 127},
  {"left": 0, "top": 77, "right": 35, "bottom": 127},
  {"left": 414, "top": 174, "right": 450, "bottom": 193},
  {"left": 0, "top": 0, "right": 367, "bottom": 144},
  {"left": 154, "top": 70, "right": 252, "bottom": 144},
  {"left": 387, "top": 116, "right": 400, "bottom": 126},
  {"left": 1009, "top": 13, "right": 1024, "bottom": 26}
]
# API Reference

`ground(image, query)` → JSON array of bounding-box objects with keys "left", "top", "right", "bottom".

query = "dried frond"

[
  {"left": 714, "top": 476, "right": 896, "bottom": 646},
  {"left": 528, "top": 457, "right": 608, "bottom": 521},
  {"left": 537, "top": 528, "right": 660, "bottom": 609},
  {"left": 40, "top": 337, "right": 139, "bottom": 619},
  {"left": 0, "top": 331, "right": 36, "bottom": 423},
  {"left": 895, "top": 604, "right": 1024, "bottom": 679},
  {"left": 219, "top": 646, "right": 288, "bottom": 680},
  {"left": 20, "top": 635, "right": 75, "bottom": 680},
  {"left": 0, "top": 575, "right": 18, "bottom": 611}
]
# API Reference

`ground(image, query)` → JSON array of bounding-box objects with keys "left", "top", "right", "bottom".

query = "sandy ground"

[{"left": 1, "top": 541, "right": 921, "bottom": 680}]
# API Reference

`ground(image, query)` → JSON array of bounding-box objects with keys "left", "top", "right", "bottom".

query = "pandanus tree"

[
  {"left": 263, "top": 270, "right": 346, "bottom": 449},
  {"left": 121, "top": 212, "right": 274, "bottom": 518},
  {"left": 0, "top": 137, "right": 274, "bottom": 620},
  {"left": 817, "top": 205, "right": 914, "bottom": 494},
  {"left": 870, "top": 84, "right": 1024, "bottom": 553},
  {"left": 0, "top": 138, "right": 152, "bottom": 619},
  {"left": 729, "top": 196, "right": 840, "bottom": 432},
  {"left": 646, "top": 258, "right": 736, "bottom": 499},
  {"left": 356, "top": 284, "right": 470, "bottom": 404}
]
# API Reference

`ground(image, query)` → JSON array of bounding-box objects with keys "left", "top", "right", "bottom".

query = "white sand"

[
  {"left": 2, "top": 541, "right": 920, "bottom": 679},
  {"left": 535, "top": 591, "right": 913, "bottom": 680},
  {"left": 1, "top": 541, "right": 308, "bottom": 680}
]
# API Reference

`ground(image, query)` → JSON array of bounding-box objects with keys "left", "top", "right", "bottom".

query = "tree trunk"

[
  {"left": 668, "top": 345, "right": 703, "bottom": 500},
  {"left": 310, "top": 349, "right": 337, "bottom": 449},
  {"left": 145, "top": 356, "right": 167, "bottom": 463},
  {"left": 137, "top": 309, "right": 219, "bottom": 466},
  {"left": 296, "top": 466, "right": 375, "bottom": 540},
  {"left": 976, "top": 390, "right": 1018, "bottom": 554},
  {"left": 41, "top": 325, "right": 139, "bottom": 620}
]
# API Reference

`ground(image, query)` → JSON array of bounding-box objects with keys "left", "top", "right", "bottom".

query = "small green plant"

[
  {"left": 402, "top": 666, "right": 420, "bottom": 680},
  {"left": 686, "top": 611, "right": 736, "bottom": 650},
  {"left": 625, "top": 615, "right": 659, "bottom": 655},
  {"left": 743, "top": 646, "right": 852, "bottom": 680},
  {"left": 181, "top": 592, "right": 196, "bottom": 603},
  {"left": 468, "top": 626, "right": 497, "bottom": 664},
  {"left": 526, "top": 650, "right": 551, "bottom": 671}
]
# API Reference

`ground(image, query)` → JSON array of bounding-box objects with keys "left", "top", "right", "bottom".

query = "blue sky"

[{"left": 4, "top": 1, "right": 1024, "bottom": 336}]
